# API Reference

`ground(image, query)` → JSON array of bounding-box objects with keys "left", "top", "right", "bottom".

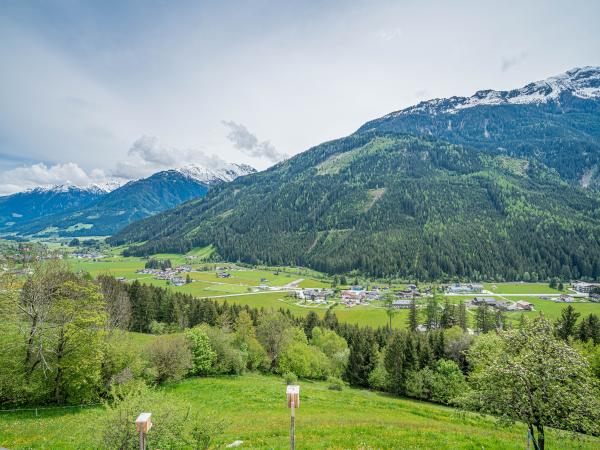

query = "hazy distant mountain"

[
  {"left": 0, "top": 184, "right": 107, "bottom": 229},
  {"left": 0, "top": 163, "right": 255, "bottom": 237},
  {"left": 111, "top": 67, "right": 600, "bottom": 280}
]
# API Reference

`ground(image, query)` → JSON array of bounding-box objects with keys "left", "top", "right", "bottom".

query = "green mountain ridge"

[{"left": 110, "top": 132, "right": 600, "bottom": 280}]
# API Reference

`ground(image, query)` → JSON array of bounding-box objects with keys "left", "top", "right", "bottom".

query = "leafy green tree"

[
  {"left": 311, "top": 327, "right": 349, "bottom": 376},
  {"left": 256, "top": 312, "right": 293, "bottom": 369},
  {"left": 555, "top": 305, "right": 580, "bottom": 341},
  {"left": 185, "top": 327, "right": 216, "bottom": 376},
  {"left": 465, "top": 316, "right": 600, "bottom": 450},
  {"left": 277, "top": 341, "right": 331, "bottom": 379}
]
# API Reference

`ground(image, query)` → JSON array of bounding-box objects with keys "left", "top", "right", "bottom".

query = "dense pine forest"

[{"left": 111, "top": 132, "right": 600, "bottom": 280}]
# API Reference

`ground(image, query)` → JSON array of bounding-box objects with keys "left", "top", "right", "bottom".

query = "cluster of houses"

[
  {"left": 71, "top": 252, "right": 104, "bottom": 259},
  {"left": 297, "top": 288, "right": 335, "bottom": 304},
  {"left": 446, "top": 283, "right": 484, "bottom": 294},
  {"left": 466, "top": 297, "right": 533, "bottom": 311},
  {"left": 572, "top": 281, "right": 600, "bottom": 294},
  {"left": 136, "top": 265, "right": 193, "bottom": 286}
]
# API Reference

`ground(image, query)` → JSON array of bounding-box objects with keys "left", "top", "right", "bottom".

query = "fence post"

[{"left": 290, "top": 400, "right": 295, "bottom": 450}]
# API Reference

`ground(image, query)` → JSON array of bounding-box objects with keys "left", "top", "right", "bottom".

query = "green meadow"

[
  {"left": 63, "top": 253, "right": 600, "bottom": 329},
  {"left": 1, "top": 373, "right": 598, "bottom": 449}
]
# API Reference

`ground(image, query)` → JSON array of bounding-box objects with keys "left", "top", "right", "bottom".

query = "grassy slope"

[{"left": 1, "top": 373, "right": 598, "bottom": 449}]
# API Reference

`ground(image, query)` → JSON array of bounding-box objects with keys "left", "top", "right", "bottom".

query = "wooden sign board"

[
  {"left": 136, "top": 412, "right": 152, "bottom": 433},
  {"left": 286, "top": 385, "right": 300, "bottom": 408}
]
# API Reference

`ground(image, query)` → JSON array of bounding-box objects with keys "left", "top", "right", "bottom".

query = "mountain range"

[
  {"left": 110, "top": 67, "right": 600, "bottom": 280},
  {"left": 0, "top": 163, "right": 255, "bottom": 237}
]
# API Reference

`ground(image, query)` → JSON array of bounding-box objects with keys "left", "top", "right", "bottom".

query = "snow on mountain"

[
  {"left": 176, "top": 163, "right": 256, "bottom": 185},
  {"left": 28, "top": 180, "right": 123, "bottom": 195},
  {"left": 387, "top": 66, "right": 600, "bottom": 117}
]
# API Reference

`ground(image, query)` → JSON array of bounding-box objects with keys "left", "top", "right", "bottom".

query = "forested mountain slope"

[
  {"left": 0, "top": 184, "right": 105, "bottom": 229},
  {"left": 110, "top": 132, "right": 600, "bottom": 280},
  {"left": 1, "top": 164, "right": 255, "bottom": 237},
  {"left": 359, "top": 66, "right": 600, "bottom": 188}
]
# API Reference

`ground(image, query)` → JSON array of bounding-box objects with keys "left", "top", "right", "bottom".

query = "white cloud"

[
  {"left": 0, "top": 162, "right": 112, "bottom": 195},
  {"left": 112, "top": 135, "right": 231, "bottom": 179},
  {"left": 222, "top": 121, "right": 288, "bottom": 163}
]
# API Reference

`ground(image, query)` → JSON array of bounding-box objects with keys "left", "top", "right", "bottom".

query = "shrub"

[
  {"left": 204, "top": 326, "right": 246, "bottom": 375},
  {"left": 327, "top": 376, "right": 344, "bottom": 391},
  {"left": 145, "top": 335, "right": 192, "bottom": 384},
  {"left": 277, "top": 342, "right": 331, "bottom": 380},
  {"left": 283, "top": 372, "right": 298, "bottom": 385},
  {"left": 367, "top": 362, "right": 389, "bottom": 391},
  {"left": 185, "top": 327, "right": 217, "bottom": 376}
]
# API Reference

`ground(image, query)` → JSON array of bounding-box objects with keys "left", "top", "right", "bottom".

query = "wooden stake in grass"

[
  {"left": 135, "top": 412, "right": 152, "bottom": 450},
  {"left": 286, "top": 385, "right": 300, "bottom": 450}
]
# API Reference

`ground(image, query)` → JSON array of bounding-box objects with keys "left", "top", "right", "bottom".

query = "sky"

[{"left": 1, "top": 0, "right": 599, "bottom": 194}]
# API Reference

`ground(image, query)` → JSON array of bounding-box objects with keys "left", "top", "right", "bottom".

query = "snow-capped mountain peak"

[
  {"left": 176, "top": 163, "right": 256, "bottom": 185},
  {"left": 28, "top": 180, "right": 122, "bottom": 195},
  {"left": 387, "top": 66, "right": 600, "bottom": 117}
]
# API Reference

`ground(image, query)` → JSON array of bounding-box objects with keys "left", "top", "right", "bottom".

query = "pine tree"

[
  {"left": 304, "top": 311, "right": 319, "bottom": 339},
  {"left": 555, "top": 305, "right": 580, "bottom": 341},
  {"left": 407, "top": 298, "right": 419, "bottom": 332},
  {"left": 346, "top": 328, "right": 378, "bottom": 387},
  {"left": 457, "top": 301, "right": 468, "bottom": 331},
  {"left": 425, "top": 295, "right": 440, "bottom": 330}
]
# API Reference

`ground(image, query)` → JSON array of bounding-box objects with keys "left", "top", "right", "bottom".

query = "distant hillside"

[
  {"left": 0, "top": 185, "right": 106, "bottom": 229},
  {"left": 110, "top": 131, "right": 600, "bottom": 280},
  {"left": 1, "top": 164, "right": 255, "bottom": 237}
]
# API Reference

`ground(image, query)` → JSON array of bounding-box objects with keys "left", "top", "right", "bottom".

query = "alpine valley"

[
  {"left": 0, "top": 163, "right": 255, "bottom": 237},
  {"left": 110, "top": 67, "right": 600, "bottom": 280}
]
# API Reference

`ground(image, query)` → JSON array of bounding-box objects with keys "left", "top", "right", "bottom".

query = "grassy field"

[
  {"left": 62, "top": 252, "right": 600, "bottom": 329},
  {"left": 483, "top": 282, "right": 563, "bottom": 294},
  {"left": 1, "top": 373, "right": 598, "bottom": 449}
]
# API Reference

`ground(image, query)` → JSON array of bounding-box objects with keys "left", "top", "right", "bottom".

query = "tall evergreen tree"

[
  {"left": 457, "top": 301, "right": 468, "bottom": 331},
  {"left": 555, "top": 305, "right": 580, "bottom": 341},
  {"left": 346, "top": 328, "right": 378, "bottom": 387},
  {"left": 407, "top": 298, "right": 419, "bottom": 332}
]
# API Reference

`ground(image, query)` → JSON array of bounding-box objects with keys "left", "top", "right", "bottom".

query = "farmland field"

[
  {"left": 1, "top": 373, "right": 598, "bottom": 449},
  {"left": 62, "top": 253, "right": 600, "bottom": 329}
]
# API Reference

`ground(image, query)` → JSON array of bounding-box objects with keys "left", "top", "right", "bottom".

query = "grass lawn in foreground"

[{"left": 1, "top": 373, "right": 598, "bottom": 449}]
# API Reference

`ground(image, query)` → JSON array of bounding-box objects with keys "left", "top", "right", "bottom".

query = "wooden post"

[
  {"left": 527, "top": 428, "right": 531, "bottom": 450},
  {"left": 286, "top": 385, "right": 299, "bottom": 450},
  {"left": 290, "top": 399, "right": 295, "bottom": 450},
  {"left": 135, "top": 412, "right": 152, "bottom": 450}
]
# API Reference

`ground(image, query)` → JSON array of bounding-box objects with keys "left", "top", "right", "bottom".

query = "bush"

[
  {"left": 145, "top": 335, "right": 192, "bottom": 384},
  {"left": 405, "top": 360, "right": 466, "bottom": 405},
  {"left": 277, "top": 341, "right": 331, "bottom": 380},
  {"left": 327, "top": 376, "right": 344, "bottom": 391},
  {"left": 368, "top": 360, "right": 389, "bottom": 391},
  {"left": 185, "top": 327, "right": 217, "bottom": 376},
  {"left": 283, "top": 372, "right": 298, "bottom": 385},
  {"left": 204, "top": 326, "right": 246, "bottom": 375}
]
